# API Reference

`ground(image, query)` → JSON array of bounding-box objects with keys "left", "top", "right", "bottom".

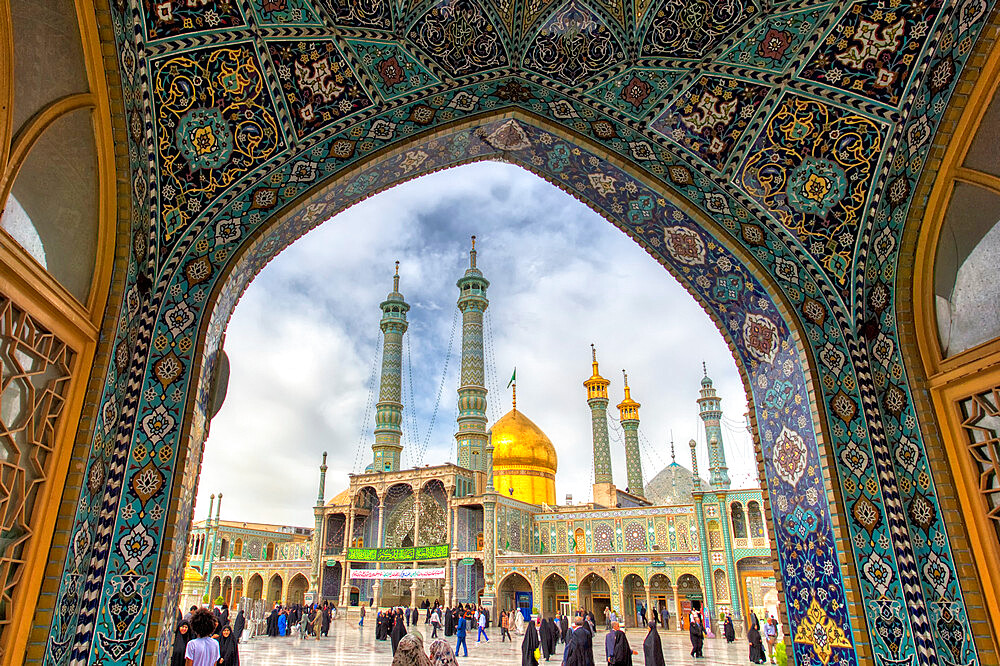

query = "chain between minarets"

[
  {"left": 373, "top": 263, "right": 409, "bottom": 472},
  {"left": 455, "top": 237, "right": 490, "bottom": 471},
  {"left": 584, "top": 345, "right": 613, "bottom": 485},
  {"left": 618, "top": 370, "right": 645, "bottom": 497}
]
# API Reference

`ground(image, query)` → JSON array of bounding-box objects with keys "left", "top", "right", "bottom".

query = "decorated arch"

[{"left": 18, "top": 1, "right": 997, "bottom": 665}]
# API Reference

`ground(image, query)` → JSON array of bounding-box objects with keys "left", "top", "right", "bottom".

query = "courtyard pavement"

[{"left": 235, "top": 619, "right": 768, "bottom": 665}]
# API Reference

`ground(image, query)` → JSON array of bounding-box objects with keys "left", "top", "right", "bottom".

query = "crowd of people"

[{"left": 172, "top": 596, "right": 782, "bottom": 666}]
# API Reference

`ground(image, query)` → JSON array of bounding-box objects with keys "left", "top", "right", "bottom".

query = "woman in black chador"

[
  {"left": 643, "top": 621, "right": 665, "bottom": 666},
  {"left": 391, "top": 610, "right": 407, "bottom": 654},
  {"left": 217, "top": 624, "right": 240, "bottom": 666},
  {"left": 170, "top": 620, "right": 191, "bottom": 666},
  {"left": 521, "top": 619, "right": 540, "bottom": 666},
  {"left": 748, "top": 613, "right": 767, "bottom": 664},
  {"left": 724, "top": 614, "right": 736, "bottom": 643},
  {"left": 445, "top": 607, "right": 456, "bottom": 636}
]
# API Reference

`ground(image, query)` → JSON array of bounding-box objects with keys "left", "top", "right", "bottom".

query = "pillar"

[
  {"left": 618, "top": 371, "right": 644, "bottom": 497},
  {"left": 373, "top": 497, "right": 386, "bottom": 606},
  {"left": 312, "top": 452, "right": 327, "bottom": 599},
  {"left": 673, "top": 586, "right": 682, "bottom": 632},
  {"left": 584, "top": 345, "right": 613, "bottom": 486},
  {"left": 341, "top": 499, "right": 356, "bottom": 607},
  {"left": 645, "top": 582, "right": 653, "bottom": 630},
  {"left": 411, "top": 493, "right": 421, "bottom": 607},
  {"left": 719, "top": 493, "right": 743, "bottom": 634},
  {"left": 200, "top": 494, "right": 215, "bottom": 596}
]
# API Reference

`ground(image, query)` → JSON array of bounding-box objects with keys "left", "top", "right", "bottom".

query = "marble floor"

[{"left": 236, "top": 621, "right": 767, "bottom": 665}]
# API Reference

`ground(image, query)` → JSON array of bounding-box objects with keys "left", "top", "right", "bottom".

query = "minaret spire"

[
  {"left": 584, "top": 345, "right": 614, "bottom": 487},
  {"left": 373, "top": 262, "right": 409, "bottom": 472},
  {"left": 698, "top": 366, "right": 731, "bottom": 489},
  {"left": 455, "top": 237, "right": 490, "bottom": 471},
  {"left": 317, "top": 452, "right": 328, "bottom": 505},
  {"left": 618, "top": 369, "right": 645, "bottom": 498},
  {"left": 690, "top": 439, "right": 701, "bottom": 491}
]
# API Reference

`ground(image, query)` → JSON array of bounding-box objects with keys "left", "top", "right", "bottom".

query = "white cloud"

[{"left": 196, "top": 163, "right": 758, "bottom": 525}]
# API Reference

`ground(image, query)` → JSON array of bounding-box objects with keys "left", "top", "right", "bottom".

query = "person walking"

[
  {"left": 764, "top": 617, "right": 778, "bottom": 663},
  {"left": 748, "top": 613, "right": 766, "bottom": 664},
  {"left": 184, "top": 609, "right": 220, "bottom": 666},
  {"left": 724, "top": 614, "right": 736, "bottom": 643},
  {"left": 359, "top": 604, "right": 366, "bottom": 628},
  {"left": 605, "top": 621, "right": 635, "bottom": 666},
  {"left": 392, "top": 610, "right": 407, "bottom": 655},
  {"left": 431, "top": 607, "right": 442, "bottom": 638},
  {"left": 689, "top": 614, "right": 704, "bottom": 658},
  {"left": 501, "top": 610, "right": 512, "bottom": 642},
  {"left": 643, "top": 621, "right": 665, "bottom": 666},
  {"left": 170, "top": 620, "right": 191, "bottom": 666},
  {"left": 455, "top": 610, "right": 469, "bottom": 657},
  {"left": 521, "top": 616, "right": 540, "bottom": 666},
  {"left": 477, "top": 609, "right": 490, "bottom": 642}
]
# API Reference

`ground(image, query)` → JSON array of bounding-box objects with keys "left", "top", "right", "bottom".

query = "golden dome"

[
  {"left": 184, "top": 567, "right": 204, "bottom": 583},
  {"left": 491, "top": 408, "right": 557, "bottom": 506}
]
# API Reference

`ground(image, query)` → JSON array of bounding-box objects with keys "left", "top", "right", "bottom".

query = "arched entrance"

[
  {"left": 210, "top": 577, "right": 221, "bottom": 605},
  {"left": 498, "top": 572, "right": 532, "bottom": 620},
  {"left": 221, "top": 577, "right": 232, "bottom": 606},
  {"left": 677, "top": 574, "right": 703, "bottom": 630},
  {"left": 247, "top": 574, "right": 263, "bottom": 601},
  {"left": 19, "top": 3, "right": 994, "bottom": 661},
  {"left": 287, "top": 574, "right": 309, "bottom": 606},
  {"left": 233, "top": 576, "right": 244, "bottom": 604},
  {"left": 622, "top": 574, "right": 646, "bottom": 628},
  {"left": 266, "top": 574, "right": 283, "bottom": 606},
  {"left": 541, "top": 573, "right": 568, "bottom": 618},
  {"left": 578, "top": 573, "right": 611, "bottom": 620},
  {"left": 649, "top": 574, "right": 675, "bottom": 630}
]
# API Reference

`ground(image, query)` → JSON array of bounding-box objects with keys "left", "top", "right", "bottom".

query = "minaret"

[
  {"left": 584, "top": 345, "right": 614, "bottom": 486},
  {"left": 455, "top": 237, "right": 490, "bottom": 471},
  {"left": 617, "top": 370, "right": 645, "bottom": 497},
  {"left": 312, "top": 453, "right": 327, "bottom": 598},
  {"left": 698, "top": 363, "right": 731, "bottom": 489},
  {"left": 317, "top": 451, "right": 328, "bottom": 504},
  {"left": 373, "top": 262, "right": 409, "bottom": 473}
]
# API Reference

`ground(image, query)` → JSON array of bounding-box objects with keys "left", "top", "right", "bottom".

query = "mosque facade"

[{"left": 185, "top": 244, "right": 775, "bottom": 633}]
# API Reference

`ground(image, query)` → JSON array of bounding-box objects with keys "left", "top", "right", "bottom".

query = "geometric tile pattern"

[
  {"left": 39, "top": 0, "right": 1000, "bottom": 665},
  {"left": 0, "top": 296, "right": 73, "bottom": 660}
]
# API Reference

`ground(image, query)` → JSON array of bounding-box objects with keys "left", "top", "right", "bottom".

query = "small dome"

[
  {"left": 184, "top": 567, "right": 204, "bottom": 583},
  {"left": 644, "top": 463, "right": 705, "bottom": 505},
  {"left": 491, "top": 408, "right": 557, "bottom": 506}
]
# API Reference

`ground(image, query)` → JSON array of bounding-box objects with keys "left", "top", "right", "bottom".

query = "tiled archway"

[{"left": 29, "top": 1, "right": 998, "bottom": 665}]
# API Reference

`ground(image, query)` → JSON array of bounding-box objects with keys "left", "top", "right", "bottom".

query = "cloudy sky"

[{"left": 195, "top": 162, "right": 759, "bottom": 526}]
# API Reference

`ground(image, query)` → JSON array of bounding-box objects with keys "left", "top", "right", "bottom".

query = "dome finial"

[
  {"left": 470, "top": 235, "right": 477, "bottom": 269},
  {"left": 591, "top": 343, "right": 597, "bottom": 363},
  {"left": 393, "top": 260, "right": 400, "bottom": 292},
  {"left": 702, "top": 361, "right": 707, "bottom": 377},
  {"left": 670, "top": 432, "right": 676, "bottom": 463}
]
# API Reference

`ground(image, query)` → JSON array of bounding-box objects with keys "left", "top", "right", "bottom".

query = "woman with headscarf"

[
  {"left": 514, "top": 609, "right": 525, "bottom": 636},
  {"left": 392, "top": 610, "right": 408, "bottom": 654},
  {"left": 444, "top": 607, "right": 456, "bottom": 637},
  {"left": 538, "top": 617, "right": 554, "bottom": 661},
  {"left": 216, "top": 624, "right": 240, "bottom": 666},
  {"left": 521, "top": 616, "right": 540, "bottom": 666},
  {"left": 429, "top": 638, "right": 459, "bottom": 666},
  {"left": 322, "top": 605, "right": 331, "bottom": 637},
  {"left": 748, "top": 613, "right": 766, "bottom": 664},
  {"left": 392, "top": 634, "right": 433, "bottom": 666},
  {"left": 689, "top": 613, "right": 704, "bottom": 658},
  {"left": 310, "top": 606, "right": 322, "bottom": 639},
  {"left": 643, "top": 621, "right": 665, "bottom": 666},
  {"left": 277, "top": 610, "right": 287, "bottom": 637},
  {"left": 231, "top": 609, "right": 245, "bottom": 643},
  {"left": 724, "top": 614, "right": 736, "bottom": 643},
  {"left": 170, "top": 620, "right": 191, "bottom": 666}
]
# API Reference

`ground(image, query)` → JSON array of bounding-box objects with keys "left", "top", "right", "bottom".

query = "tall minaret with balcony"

[
  {"left": 455, "top": 237, "right": 490, "bottom": 471},
  {"left": 373, "top": 262, "right": 409, "bottom": 472},
  {"left": 698, "top": 364, "right": 731, "bottom": 489},
  {"left": 585, "top": 345, "right": 614, "bottom": 489},
  {"left": 618, "top": 370, "right": 645, "bottom": 498}
]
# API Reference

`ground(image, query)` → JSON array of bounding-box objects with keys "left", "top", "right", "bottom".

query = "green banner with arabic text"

[{"left": 346, "top": 544, "right": 449, "bottom": 562}]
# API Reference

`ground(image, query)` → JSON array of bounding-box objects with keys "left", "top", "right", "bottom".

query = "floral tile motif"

[
  {"left": 523, "top": 1, "right": 625, "bottom": 86},
  {"left": 799, "top": 0, "right": 945, "bottom": 108},
  {"left": 409, "top": 0, "right": 509, "bottom": 77},
  {"left": 717, "top": 6, "right": 833, "bottom": 74},
  {"left": 246, "top": 0, "right": 324, "bottom": 25},
  {"left": 345, "top": 39, "right": 441, "bottom": 101},
  {"left": 151, "top": 44, "right": 284, "bottom": 243},
  {"left": 266, "top": 39, "right": 374, "bottom": 140},
  {"left": 640, "top": 0, "right": 759, "bottom": 59},
  {"left": 737, "top": 93, "right": 886, "bottom": 285},
  {"left": 583, "top": 67, "right": 683, "bottom": 122},
  {"left": 141, "top": 0, "right": 245, "bottom": 41},
  {"left": 651, "top": 75, "right": 771, "bottom": 172},
  {"left": 316, "top": 0, "right": 393, "bottom": 29}
]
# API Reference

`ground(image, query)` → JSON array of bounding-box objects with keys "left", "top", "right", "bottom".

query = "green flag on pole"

[{"left": 507, "top": 368, "right": 516, "bottom": 388}]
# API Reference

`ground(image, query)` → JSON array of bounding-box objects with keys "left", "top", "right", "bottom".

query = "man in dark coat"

[
  {"left": 522, "top": 617, "right": 540, "bottom": 666},
  {"left": 322, "top": 606, "right": 331, "bottom": 636},
  {"left": 689, "top": 614, "right": 705, "bottom": 658},
  {"left": 390, "top": 610, "right": 407, "bottom": 654},
  {"left": 606, "top": 622, "right": 634, "bottom": 666},
  {"left": 564, "top": 618, "right": 595, "bottom": 666}
]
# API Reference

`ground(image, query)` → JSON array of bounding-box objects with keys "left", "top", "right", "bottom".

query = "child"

[{"left": 184, "top": 608, "right": 220, "bottom": 666}]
